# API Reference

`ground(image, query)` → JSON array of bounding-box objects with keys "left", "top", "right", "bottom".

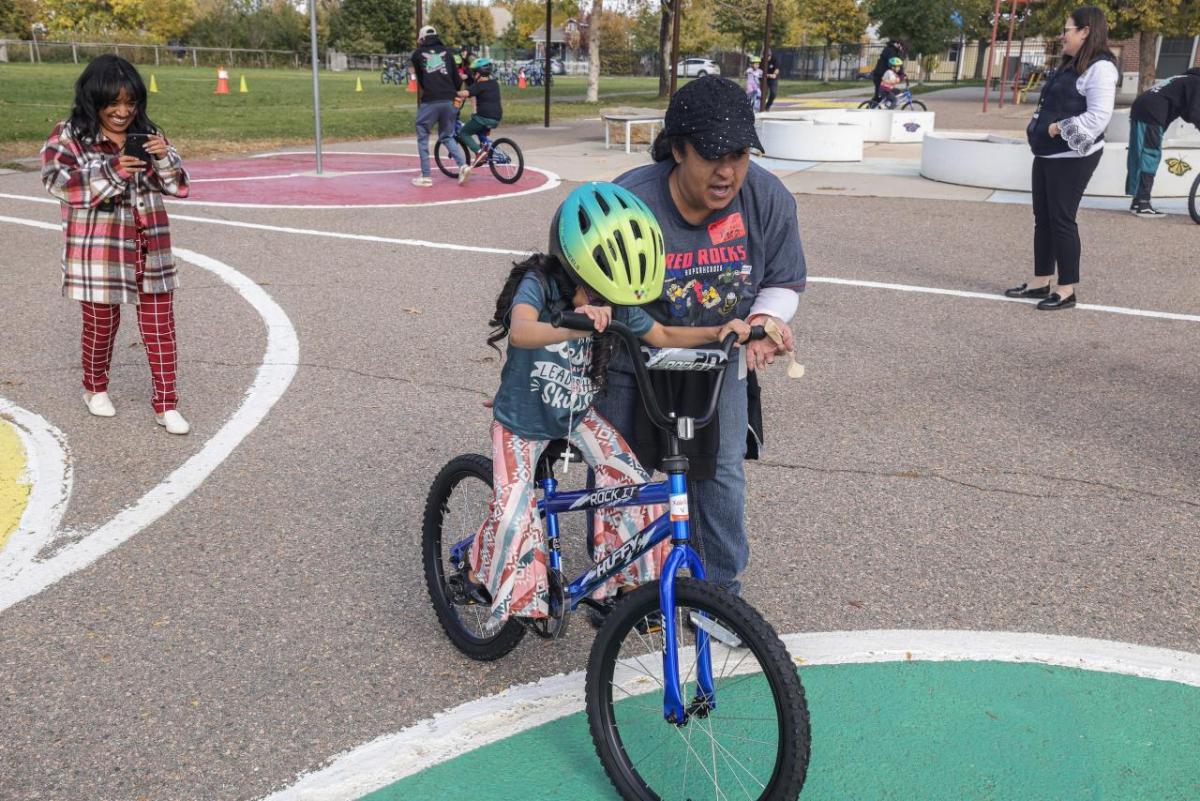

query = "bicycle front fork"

[{"left": 658, "top": 473, "right": 716, "bottom": 725}]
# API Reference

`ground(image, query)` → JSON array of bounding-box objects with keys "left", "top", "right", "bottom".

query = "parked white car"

[{"left": 676, "top": 58, "right": 721, "bottom": 77}]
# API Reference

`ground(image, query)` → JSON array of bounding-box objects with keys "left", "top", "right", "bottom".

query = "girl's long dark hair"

[
  {"left": 1064, "top": 6, "right": 1113, "bottom": 74},
  {"left": 487, "top": 253, "right": 617, "bottom": 393},
  {"left": 69, "top": 55, "right": 158, "bottom": 140}
]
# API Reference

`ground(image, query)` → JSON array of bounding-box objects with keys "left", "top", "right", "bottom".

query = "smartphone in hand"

[{"left": 123, "top": 132, "right": 152, "bottom": 164}]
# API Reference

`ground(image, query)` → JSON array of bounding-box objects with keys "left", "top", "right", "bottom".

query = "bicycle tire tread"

[{"left": 585, "top": 579, "right": 810, "bottom": 801}]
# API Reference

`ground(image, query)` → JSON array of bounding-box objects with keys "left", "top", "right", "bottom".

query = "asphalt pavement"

[{"left": 0, "top": 104, "right": 1197, "bottom": 801}]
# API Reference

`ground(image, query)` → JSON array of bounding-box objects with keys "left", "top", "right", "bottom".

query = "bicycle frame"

[{"left": 447, "top": 469, "right": 714, "bottom": 723}]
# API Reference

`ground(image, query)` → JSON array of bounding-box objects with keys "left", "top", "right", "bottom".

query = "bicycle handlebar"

[{"left": 550, "top": 312, "right": 767, "bottom": 435}]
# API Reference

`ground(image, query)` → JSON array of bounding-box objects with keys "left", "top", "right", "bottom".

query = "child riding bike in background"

[
  {"left": 460, "top": 182, "right": 750, "bottom": 629},
  {"left": 454, "top": 57, "right": 502, "bottom": 185},
  {"left": 879, "top": 56, "right": 906, "bottom": 108}
]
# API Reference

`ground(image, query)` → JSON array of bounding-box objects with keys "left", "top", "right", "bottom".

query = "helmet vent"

[
  {"left": 577, "top": 208, "right": 591, "bottom": 234},
  {"left": 613, "top": 231, "right": 631, "bottom": 281},
  {"left": 594, "top": 191, "right": 611, "bottom": 215},
  {"left": 629, "top": 219, "right": 642, "bottom": 239},
  {"left": 592, "top": 246, "right": 614, "bottom": 279}
]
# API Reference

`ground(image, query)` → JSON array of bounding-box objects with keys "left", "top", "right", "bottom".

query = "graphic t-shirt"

[
  {"left": 492, "top": 274, "right": 655, "bottom": 440},
  {"left": 411, "top": 40, "right": 461, "bottom": 102},
  {"left": 614, "top": 159, "right": 806, "bottom": 333}
]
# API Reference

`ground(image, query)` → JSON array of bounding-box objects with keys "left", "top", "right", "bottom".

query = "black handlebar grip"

[
  {"left": 550, "top": 311, "right": 596, "bottom": 332},
  {"left": 749, "top": 325, "right": 767, "bottom": 341}
]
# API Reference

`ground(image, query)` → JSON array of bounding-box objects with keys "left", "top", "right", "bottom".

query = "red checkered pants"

[{"left": 80, "top": 228, "right": 178, "bottom": 413}]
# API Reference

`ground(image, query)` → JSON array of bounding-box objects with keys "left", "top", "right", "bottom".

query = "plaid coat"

[{"left": 41, "top": 121, "right": 190, "bottom": 305}]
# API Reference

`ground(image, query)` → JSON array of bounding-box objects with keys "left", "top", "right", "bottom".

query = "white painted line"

[
  {"left": 0, "top": 216, "right": 300, "bottom": 615},
  {"left": 258, "top": 629, "right": 1200, "bottom": 801},
  {"left": 987, "top": 189, "right": 1191, "bottom": 214},
  {"left": 0, "top": 401, "right": 73, "bottom": 583},
  {"left": 161, "top": 151, "right": 561, "bottom": 209},
  {"left": 2, "top": 196, "right": 1197, "bottom": 323},
  {"left": 809, "top": 276, "right": 1200, "bottom": 323}
]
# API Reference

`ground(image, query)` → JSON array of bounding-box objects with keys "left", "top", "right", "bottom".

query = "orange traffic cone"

[
  {"left": 518, "top": 68, "right": 527, "bottom": 89},
  {"left": 215, "top": 66, "right": 230, "bottom": 95},
  {"left": 406, "top": 73, "right": 417, "bottom": 93}
]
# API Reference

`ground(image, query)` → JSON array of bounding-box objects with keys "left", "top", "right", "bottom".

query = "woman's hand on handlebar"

[{"left": 575, "top": 304, "right": 612, "bottom": 333}]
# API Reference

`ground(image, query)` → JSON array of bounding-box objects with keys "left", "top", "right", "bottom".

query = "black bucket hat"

[{"left": 663, "top": 75, "right": 764, "bottom": 159}]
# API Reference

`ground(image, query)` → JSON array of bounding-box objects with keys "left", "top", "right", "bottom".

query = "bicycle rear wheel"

[
  {"left": 422, "top": 454, "right": 525, "bottom": 661},
  {"left": 586, "top": 579, "right": 810, "bottom": 801},
  {"left": 902, "top": 99, "right": 928, "bottom": 111},
  {"left": 488, "top": 138, "right": 525, "bottom": 184},
  {"left": 1189, "top": 172, "right": 1200, "bottom": 224},
  {"left": 432, "top": 140, "right": 460, "bottom": 179},
  {"left": 857, "top": 99, "right": 875, "bottom": 109}
]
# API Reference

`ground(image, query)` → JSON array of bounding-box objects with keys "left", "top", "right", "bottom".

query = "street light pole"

[
  {"left": 308, "top": 0, "right": 324, "bottom": 174},
  {"left": 761, "top": 0, "right": 773, "bottom": 111},
  {"left": 545, "top": 0, "right": 552, "bottom": 126}
]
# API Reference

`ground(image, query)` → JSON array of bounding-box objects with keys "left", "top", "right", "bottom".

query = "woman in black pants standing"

[{"left": 1006, "top": 6, "right": 1117, "bottom": 311}]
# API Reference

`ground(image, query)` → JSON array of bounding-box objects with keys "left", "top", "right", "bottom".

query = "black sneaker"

[{"left": 1131, "top": 204, "right": 1168, "bottom": 218}]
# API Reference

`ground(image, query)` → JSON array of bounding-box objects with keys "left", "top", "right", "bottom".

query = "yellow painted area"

[
  {"left": 0, "top": 418, "right": 31, "bottom": 550},
  {"left": 787, "top": 98, "right": 865, "bottom": 109}
]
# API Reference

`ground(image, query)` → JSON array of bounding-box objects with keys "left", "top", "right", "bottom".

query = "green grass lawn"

[{"left": 0, "top": 62, "right": 862, "bottom": 161}]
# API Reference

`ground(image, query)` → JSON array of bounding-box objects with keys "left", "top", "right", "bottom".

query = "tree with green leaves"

[
  {"left": 330, "top": 0, "right": 416, "bottom": 54},
  {"left": 803, "top": 0, "right": 867, "bottom": 79},
  {"left": 1027, "top": 0, "right": 1200, "bottom": 93},
  {"left": 426, "top": 0, "right": 495, "bottom": 50},
  {"left": 868, "top": 0, "right": 958, "bottom": 60},
  {"left": 0, "top": 0, "right": 35, "bottom": 37}
]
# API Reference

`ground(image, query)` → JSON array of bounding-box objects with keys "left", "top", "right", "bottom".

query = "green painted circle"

[{"left": 365, "top": 660, "right": 1200, "bottom": 801}]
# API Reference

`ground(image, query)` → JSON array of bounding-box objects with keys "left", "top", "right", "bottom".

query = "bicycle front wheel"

[
  {"left": 902, "top": 99, "right": 928, "bottom": 111},
  {"left": 1189, "top": 172, "right": 1200, "bottom": 224},
  {"left": 857, "top": 99, "right": 874, "bottom": 109},
  {"left": 586, "top": 579, "right": 810, "bottom": 801},
  {"left": 488, "top": 138, "right": 525, "bottom": 184},
  {"left": 422, "top": 454, "right": 525, "bottom": 661}
]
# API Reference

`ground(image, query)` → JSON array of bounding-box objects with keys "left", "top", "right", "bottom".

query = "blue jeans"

[
  {"left": 415, "top": 100, "right": 464, "bottom": 177},
  {"left": 593, "top": 352, "right": 750, "bottom": 593}
]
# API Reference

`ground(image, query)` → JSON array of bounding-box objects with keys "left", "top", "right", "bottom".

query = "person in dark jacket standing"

[
  {"left": 410, "top": 25, "right": 466, "bottom": 187},
  {"left": 1126, "top": 68, "right": 1200, "bottom": 217},
  {"left": 764, "top": 52, "right": 780, "bottom": 111},
  {"left": 1006, "top": 6, "right": 1116, "bottom": 311},
  {"left": 872, "top": 39, "right": 904, "bottom": 104}
]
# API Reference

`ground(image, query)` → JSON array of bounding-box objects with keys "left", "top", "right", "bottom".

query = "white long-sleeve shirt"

[{"left": 1046, "top": 59, "right": 1118, "bottom": 159}]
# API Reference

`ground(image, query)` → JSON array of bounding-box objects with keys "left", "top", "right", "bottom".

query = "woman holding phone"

[{"left": 41, "top": 54, "right": 192, "bottom": 434}]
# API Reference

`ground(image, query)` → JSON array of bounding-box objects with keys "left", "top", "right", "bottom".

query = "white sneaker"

[
  {"left": 458, "top": 164, "right": 472, "bottom": 185},
  {"left": 83, "top": 391, "right": 116, "bottom": 417},
  {"left": 155, "top": 409, "right": 191, "bottom": 435},
  {"left": 411, "top": 176, "right": 433, "bottom": 187}
]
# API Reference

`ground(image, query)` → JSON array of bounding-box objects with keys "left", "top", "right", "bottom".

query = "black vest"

[{"left": 1027, "top": 55, "right": 1113, "bottom": 156}]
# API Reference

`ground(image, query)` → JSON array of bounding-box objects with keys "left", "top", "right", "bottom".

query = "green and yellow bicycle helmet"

[{"left": 549, "top": 182, "right": 666, "bottom": 306}]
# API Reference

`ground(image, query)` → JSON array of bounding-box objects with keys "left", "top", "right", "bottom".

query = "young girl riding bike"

[{"left": 463, "top": 182, "right": 750, "bottom": 629}]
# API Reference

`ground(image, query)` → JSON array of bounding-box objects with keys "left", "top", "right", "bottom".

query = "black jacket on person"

[
  {"left": 411, "top": 36, "right": 461, "bottom": 103},
  {"left": 1131, "top": 68, "right": 1200, "bottom": 128},
  {"left": 873, "top": 43, "right": 903, "bottom": 79}
]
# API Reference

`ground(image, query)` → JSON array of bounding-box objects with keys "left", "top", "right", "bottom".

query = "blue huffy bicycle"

[{"left": 423, "top": 315, "right": 811, "bottom": 801}]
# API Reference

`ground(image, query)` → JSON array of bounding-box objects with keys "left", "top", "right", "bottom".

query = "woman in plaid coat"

[{"left": 41, "top": 55, "right": 192, "bottom": 434}]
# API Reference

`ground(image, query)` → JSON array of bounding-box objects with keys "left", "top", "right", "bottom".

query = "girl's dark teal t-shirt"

[{"left": 492, "top": 274, "right": 654, "bottom": 440}]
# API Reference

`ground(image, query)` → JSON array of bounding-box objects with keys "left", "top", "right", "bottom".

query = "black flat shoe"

[
  {"left": 1036, "top": 292, "right": 1076, "bottom": 310},
  {"left": 1004, "top": 283, "right": 1052, "bottom": 299}
]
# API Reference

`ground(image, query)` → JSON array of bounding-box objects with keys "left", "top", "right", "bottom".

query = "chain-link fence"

[{"left": 0, "top": 39, "right": 303, "bottom": 68}]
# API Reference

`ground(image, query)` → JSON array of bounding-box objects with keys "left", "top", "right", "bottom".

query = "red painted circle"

[{"left": 177, "top": 152, "right": 549, "bottom": 207}]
